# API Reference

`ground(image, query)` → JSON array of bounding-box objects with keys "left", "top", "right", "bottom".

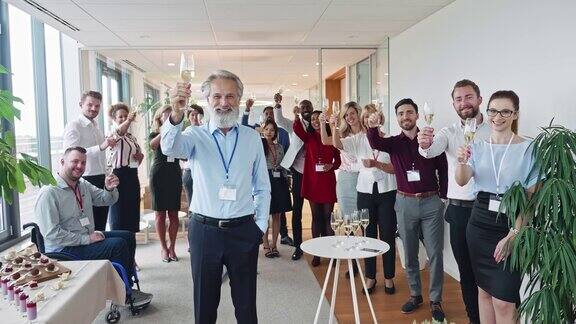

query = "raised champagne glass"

[
  {"left": 464, "top": 117, "right": 477, "bottom": 145},
  {"left": 180, "top": 53, "right": 195, "bottom": 83},
  {"left": 423, "top": 101, "right": 434, "bottom": 126}
]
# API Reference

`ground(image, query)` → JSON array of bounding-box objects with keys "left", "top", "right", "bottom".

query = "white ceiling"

[{"left": 7, "top": 0, "right": 454, "bottom": 99}]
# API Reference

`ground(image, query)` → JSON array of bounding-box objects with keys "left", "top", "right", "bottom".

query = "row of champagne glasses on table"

[
  {"left": 330, "top": 209, "right": 370, "bottom": 250},
  {"left": 423, "top": 102, "right": 477, "bottom": 144}
]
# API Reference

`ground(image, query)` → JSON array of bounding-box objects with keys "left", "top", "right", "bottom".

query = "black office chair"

[{"left": 22, "top": 222, "right": 148, "bottom": 322}]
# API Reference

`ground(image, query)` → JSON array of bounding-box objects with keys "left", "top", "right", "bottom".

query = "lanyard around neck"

[
  {"left": 489, "top": 135, "right": 515, "bottom": 194},
  {"left": 212, "top": 129, "right": 239, "bottom": 181},
  {"left": 69, "top": 183, "right": 83, "bottom": 211}
]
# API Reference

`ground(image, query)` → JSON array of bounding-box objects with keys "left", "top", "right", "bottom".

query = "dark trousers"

[
  {"left": 63, "top": 230, "right": 136, "bottom": 285},
  {"left": 189, "top": 217, "right": 261, "bottom": 324},
  {"left": 446, "top": 204, "right": 480, "bottom": 324},
  {"left": 182, "top": 168, "right": 193, "bottom": 207},
  {"left": 83, "top": 174, "right": 109, "bottom": 231},
  {"left": 291, "top": 168, "right": 304, "bottom": 248},
  {"left": 279, "top": 213, "right": 289, "bottom": 238},
  {"left": 358, "top": 186, "right": 397, "bottom": 280},
  {"left": 310, "top": 202, "right": 334, "bottom": 238}
]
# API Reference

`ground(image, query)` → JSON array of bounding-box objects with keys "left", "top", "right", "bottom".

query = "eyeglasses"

[{"left": 486, "top": 108, "right": 515, "bottom": 118}]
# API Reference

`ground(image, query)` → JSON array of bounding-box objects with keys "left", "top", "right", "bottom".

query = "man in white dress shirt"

[
  {"left": 417, "top": 79, "right": 490, "bottom": 324},
  {"left": 63, "top": 91, "right": 116, "bottom": 231},
  {"left": 273, "top": 94, "right": 314, "bottom": 260}
]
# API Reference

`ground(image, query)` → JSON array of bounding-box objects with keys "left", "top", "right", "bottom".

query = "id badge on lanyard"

[
  {"left": 488, "top": 195, "right": 504, "bottom": 213},
  {"left": 489, "top": 135, "right": 514, "bottom": 213},
  {"left": 219, "top": 184, "right": 237, "bottom": 201},
  {"left": 406, "top": 163, "right": 420, "bottom": 182}
]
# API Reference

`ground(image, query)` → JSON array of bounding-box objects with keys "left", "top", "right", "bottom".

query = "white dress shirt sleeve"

[
  {"left": 419, "top": 126, "right": 450, "bottom": 159},
  {"left": 273, "top": 105, "right": 293, "bottom": 133}
]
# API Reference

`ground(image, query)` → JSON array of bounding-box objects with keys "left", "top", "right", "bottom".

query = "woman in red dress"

[{"left": 293, "top": 110, "right": 341, "bottom": 266}]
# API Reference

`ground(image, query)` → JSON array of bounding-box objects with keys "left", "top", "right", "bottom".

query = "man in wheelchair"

[{"left": 35, "top": 146, "right": 153, "bottom": 307}]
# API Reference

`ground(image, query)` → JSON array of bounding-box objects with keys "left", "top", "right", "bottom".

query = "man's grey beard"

[{"left": 210, "top": 107, "right": 240, "bottom": 128}]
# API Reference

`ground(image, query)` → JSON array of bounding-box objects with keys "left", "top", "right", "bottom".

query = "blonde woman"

[
  {"left": 319, "top": 102, "right": 363, "bottom": 218},
  {"left": 149, "top": 105, "right": 182, "bottom": 262}
]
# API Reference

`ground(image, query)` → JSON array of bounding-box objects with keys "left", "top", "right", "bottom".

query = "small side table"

[{"left": 301, "top": 236, "right": 390, "bottom": 324}]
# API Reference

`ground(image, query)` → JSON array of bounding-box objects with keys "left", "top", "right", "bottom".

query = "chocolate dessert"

[
  {"left": 14, "top": 256, "right": 24, "bottom": 264},
  {"left": 32, "top": 252, "right": 42, "bottom": 259},
  {"left": 23, "top": 262, "right": 33, "bottom": 269},
  {"left": 29, "top": 268, "right": 40, "bottom": 276},
  {"left": 11, "top": 272, "right": 21, "bottom": 280},
  {"left": 46, "top": 263, "right": 55, "bottom": 271},
  {"left": 39, "top": 257, "right": 49, "bottom": 264}
]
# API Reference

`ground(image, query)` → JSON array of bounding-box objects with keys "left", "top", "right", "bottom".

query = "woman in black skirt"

[
  {"left": 107, "top": 103, "right": 143, "bottom": 233},
  {"left": 150, "top": 104, "right": 182, "bottom": 262},
  {"left": 260, "top": 119, "right": 292, "bottom": 258},
  {"left": 455, "top": 90, "right": 537, "bottom": 324}
]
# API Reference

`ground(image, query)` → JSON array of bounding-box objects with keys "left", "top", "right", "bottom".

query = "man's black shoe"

[
  {"left": 430, "top": 301, "right": 445, "bottom": 322},
  {"left": 281, "top": 236, "right": 294, "bottom": 246},
  {"left": 291, "top": 248, "right": 303, "bottom": 260},
  {"left": 401, "top": 295, "right": 423, "bottom": 314}
]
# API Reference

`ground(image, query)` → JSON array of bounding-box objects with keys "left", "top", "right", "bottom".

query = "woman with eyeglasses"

[{"left": 455, "top": 90, "right": 538, "bottom": 324}]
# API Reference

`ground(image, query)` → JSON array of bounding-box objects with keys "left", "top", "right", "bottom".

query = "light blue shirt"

[
  {"left": 161, "top": 119, "right": 271, "bottom": 232},
  {"left": 469, "top": 139, "right": 538, "bottom": 196}
]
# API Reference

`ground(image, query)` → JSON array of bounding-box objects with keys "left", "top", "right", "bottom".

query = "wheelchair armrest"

[{"left": 45, "top": 252, "right": 81, "bottom": 261}]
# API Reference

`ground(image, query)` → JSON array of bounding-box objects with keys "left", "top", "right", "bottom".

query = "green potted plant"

[
  {"left": 0, "top": 64, "right": 55, "bottom": 203},
  {"left": 502, "top": 122, "right": 576, "bottom": 323}
]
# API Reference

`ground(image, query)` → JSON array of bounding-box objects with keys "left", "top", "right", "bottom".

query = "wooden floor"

[{"left": 294, "top": 202, "right": 469, "bottom": 324}]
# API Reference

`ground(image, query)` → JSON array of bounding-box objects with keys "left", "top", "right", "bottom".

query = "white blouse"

[{"left": 341, "top": 132, "right": 397, "bottom": 194}]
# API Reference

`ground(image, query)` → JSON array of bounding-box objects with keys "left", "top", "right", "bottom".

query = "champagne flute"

[
  {"left": 179, "top": 53, "right": 195, "bottom": 83},
  {"left": 330, "top": 211, "right": 343, "bottom": 247},
  {"left": 322, "top": 97, "right": 329, "bottom": 113},
  {"left": 423, "top": 101, "right": 434, "bottom": 126},
  {"left": 360, "top": 208, "right": 370, "bottom": 244},
  {"left": 350, "top": 213, "right": 361, "bottom": 249},
  {"left": 332, "top": 100, "right": 340, "bottom": 117},
  {"left": 464, "top": 118, "right": 477, "bottom": 145}
]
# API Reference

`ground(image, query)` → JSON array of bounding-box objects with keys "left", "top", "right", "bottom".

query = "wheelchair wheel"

[{"left": 106, "top": 306, "right": 121, "bottom": 323}]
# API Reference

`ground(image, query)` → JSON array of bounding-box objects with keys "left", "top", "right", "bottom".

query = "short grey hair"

[{"left": 201, "top": 70, "right": 244, "bottom": 99}]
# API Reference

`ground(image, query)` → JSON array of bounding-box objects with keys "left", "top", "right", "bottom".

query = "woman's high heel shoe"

[{"left": 362, "top": 279, "right": 377, "bottom": 295}]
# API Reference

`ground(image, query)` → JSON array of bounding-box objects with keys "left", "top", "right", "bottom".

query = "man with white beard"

[{"left": 161, "top": 70, "right": 271, "bottom": 324}]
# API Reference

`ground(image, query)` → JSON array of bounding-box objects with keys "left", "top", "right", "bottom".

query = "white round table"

[{"left": 301, "top": 236, "right": 390, "bottom": 324}]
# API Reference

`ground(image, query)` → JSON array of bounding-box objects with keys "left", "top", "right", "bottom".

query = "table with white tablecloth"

[{"left": 3, "top": 260, "right": 125, "bottom": 324}]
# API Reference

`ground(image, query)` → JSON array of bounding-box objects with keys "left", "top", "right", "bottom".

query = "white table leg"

[
  {"left": 348, "top": 259, "right": 361, "bottom": 324},
  {"left": 329, "top": 259, "right": 340, "bottom": 324},
  {"left": 356, "top": 258, "right": 378, "bottom": 323},
  {"left": 314, "top": 258, "right": 334, "bottom": 324}
]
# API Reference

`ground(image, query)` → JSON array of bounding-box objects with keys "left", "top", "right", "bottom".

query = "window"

[
  {"left": 45, "top": 24, "right": 65, "bottom": 173},
  {"left": 9, "top": 4, "right": 38, "bottom": 228},
  {"left": 99, "top": 60, "right": 130, "bottom": 135}
]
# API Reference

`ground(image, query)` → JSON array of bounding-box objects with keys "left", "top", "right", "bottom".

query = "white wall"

[
  {"left": 389, "top": 0, "right": 576, "bottom": 280},
  {"left": 389, "top": 0, "right": 576, "bottom": 137}
]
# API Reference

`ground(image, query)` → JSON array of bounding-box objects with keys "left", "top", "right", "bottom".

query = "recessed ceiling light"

[
  {"left": 384, "top": 73, "right": 389, "bottom": 76},
  {"left": 292, "top": 83, "right": 298, "bottom": 86},
  {"left": 302, "top": 74, "right": 309, "bottom": 77},
  {"left": 376, "top": 81, "right": 381, "bottom": 85},
  {"left": 167, "top": 63, "right": 175, "bottom": 67},
  {"left": 315, "top": 62, "right": 319, "bottom": 66}
]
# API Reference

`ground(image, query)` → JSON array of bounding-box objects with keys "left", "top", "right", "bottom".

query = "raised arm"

[
  {"left": 418, "top": 126, "right": 450, "bottom": 159},
  {"left": 292, "top": 115, "right": 310, "bottom": 142},
  {"left": 366, "top": 127, "right": 394, "bottom": 153},
  {"left": 319, "top": 113, "right": 333, "bottom": 146},
  {"left": 455, "top": 145, "right": 473, "bottom": 186},
  {"left": 115, "top": 111, "right": 136, "bottom": 136},
  {"left": 160, "top": 120, "right": 196, "bottom": 159}
]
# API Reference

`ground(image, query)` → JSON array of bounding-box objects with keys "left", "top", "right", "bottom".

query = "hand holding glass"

[
  {"left": 464, "top": 118, "right": 477, "bottom": 145},
  {"left": 423, "top": 102, "right": 434, "bottom": 125}
]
